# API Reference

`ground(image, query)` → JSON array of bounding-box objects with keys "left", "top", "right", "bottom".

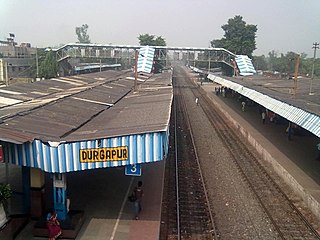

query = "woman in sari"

[{"left": 46, "top": 211, "right": 62, "bottom": 240}]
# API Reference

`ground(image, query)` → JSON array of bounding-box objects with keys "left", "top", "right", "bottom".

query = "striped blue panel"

[
  {"left": 137, "top": 46, "right": 155, "bottom": 73},
  {"left": 7, "top": 131, "right": 169, "bottom": 173},
  {"left": 208, "top": 74, "right": 320, "bottom": 138},
  {"left": 235, "top": 55, "right": 256, "bottom": 76}
]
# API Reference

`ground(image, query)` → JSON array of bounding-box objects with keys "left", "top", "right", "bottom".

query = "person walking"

[
  {"left": 287, "top": 122, "right": 294, "bottom": 141},
  {"left": 195, "top": 97, "right": 199, "bottom": 106},
  {"left": 133, "top": 181, "right": 143, "bottom": 220}
]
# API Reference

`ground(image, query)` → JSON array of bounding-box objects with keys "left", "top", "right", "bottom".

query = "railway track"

[
  {"left": 185, "top": 71, "right": 320, "bottom": 239},
  {"left": 160, "top": 70, "right": 217, "bottom": 239},
  {"left": 161, "top": 66, "right": 320, "bottom": 239}
]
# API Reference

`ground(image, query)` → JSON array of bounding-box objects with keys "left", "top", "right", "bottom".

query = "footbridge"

[{"left": 54, "top": 43, "right": 236, "bottom": 70}]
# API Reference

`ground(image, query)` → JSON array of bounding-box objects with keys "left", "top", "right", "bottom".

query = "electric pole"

[
  {"left": 293, "top": 54, "right": 300, "bottom": 97},
  {"left": 309, "top": 42, "right": 319, "bottom": 95},
  {"left": 36, "top": 47, "right": 39, "bottom": 79}
]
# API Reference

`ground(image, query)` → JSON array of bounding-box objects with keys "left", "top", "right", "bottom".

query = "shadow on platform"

[
  {"left": 33, "top": 210, "right": 84, "bottom": 239},
  {"left": 0, "top": 214, "right": 29, "bottom": 240}
]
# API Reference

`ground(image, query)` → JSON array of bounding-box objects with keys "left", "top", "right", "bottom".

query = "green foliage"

[
  {"left": 253, "top": 51, "right": 320, "bottom": 77},
  {"left": 252, "top": 55, "right": 268, "bottom": 70},
  {"left": 76, "top": 24, "right": 91, "bottom": 44},
  {"left": 29, "top": 48, "right": 46, "bottom": 78},
  {"left": 138, "top": 34, "right": 166, "bottom": 46},
  {"left": 211, "top": 15, "right": 257, "bottom": 58},
  {"left": 0, "top": 183, "right": 12, "bottom": 204},
  {"left": 39, "top": 50, "right": 58, "bottom": 79}
]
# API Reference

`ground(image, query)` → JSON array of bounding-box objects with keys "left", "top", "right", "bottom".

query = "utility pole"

[
  {"left": 293, "top": 54, "right": 300, "bottom": 97},
  {"left": 309, "top": 42, "right": 319, "bottom": 95},
  {"left": 36, "top": 47, "right": 39, "bottom": 80}
]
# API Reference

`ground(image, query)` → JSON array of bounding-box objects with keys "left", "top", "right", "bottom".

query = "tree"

[
  {"left": 252, "top": 55, "right": 268, "bottom": 70},
  {"left": 76, "top": 24, "right": 91, "bottom": 44},
  {"left": 254, "top": 50, "right": 320, "bottom": 78},
  {"left": 211, "top": 15, "right": 257, "bottom": 57},
  {"left": 39, "top": 50, "right": 58, "bottom": 79},
  {"left": 138, "top": 34, "right": 166, "bottom": 46}
]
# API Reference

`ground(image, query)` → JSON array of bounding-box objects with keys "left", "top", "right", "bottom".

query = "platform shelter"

[{"left": 0, "top": 70, "right": 173, "bottom": 220}]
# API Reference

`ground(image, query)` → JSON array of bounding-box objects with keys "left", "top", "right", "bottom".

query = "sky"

[{"left": 1, "top": 0, "right": 320, "bottom": 57}]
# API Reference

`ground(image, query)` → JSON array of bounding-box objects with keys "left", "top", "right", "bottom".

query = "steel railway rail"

[
  {"left": 185, "top": 71, "right": 320, "bottom": 239},
  {"left": 176, "top": 82, "right": 218, "bottom": 239},
  {"left": 160, "top": 70, "right": 218, "bottom": 239}
]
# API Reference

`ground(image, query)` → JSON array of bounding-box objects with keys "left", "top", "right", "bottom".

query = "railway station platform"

[
  {"left": 0, "top": 69, "right": 171, "bottom": 239},
  {"left": 4, "top": 68, "right": 320, "bottom": 238},
  {"left": 198, "top": 79, "right": 320, "bottom": 221},
  {"left": 10, "top": 160, "right": 164, "bottom": 239}
]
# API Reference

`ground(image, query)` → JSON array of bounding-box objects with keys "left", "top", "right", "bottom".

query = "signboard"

[
  {"left": 80, "top": 146, "right": 128, "bottom": 163},
  {"left": 125, "top": 164, "right": 141, "bottom": 176}
]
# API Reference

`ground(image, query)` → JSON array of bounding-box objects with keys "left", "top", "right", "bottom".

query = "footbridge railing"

[{"left": 54, "top": 43, "right": 236, "bottom": 68}]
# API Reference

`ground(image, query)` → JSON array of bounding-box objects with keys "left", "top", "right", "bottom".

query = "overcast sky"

[{"left": 1, "top": 0, "right": 320, "bottom": 56}]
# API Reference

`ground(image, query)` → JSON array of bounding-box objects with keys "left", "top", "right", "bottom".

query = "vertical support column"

[
  {"left": 208, "top": 50, "right": 211, "bottom": 72},
  {"left": 53, "top": 173, "right": 67, "bottom": 220},
  {"left": 128, "top": 49, "right": 132, "bottom": 67},
  {"left": 30, "top": 168, "right": 45, "bottom": 219},
  {"left": 21, "top": 166, "right": 30, "bottom": 214},
  {"left": 134, "top": 50, "right": 138, "bottom": 92}
]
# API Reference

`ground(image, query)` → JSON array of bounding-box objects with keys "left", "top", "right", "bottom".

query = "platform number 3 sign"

[{"left": 125, "top": 164, "right": 141, "bottom": 176}]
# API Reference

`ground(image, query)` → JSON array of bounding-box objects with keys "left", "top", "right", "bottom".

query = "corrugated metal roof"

[
  {"left": 0, "top": 70, "right": 173, "bottom": 144},
  {"left": 64, "top": 72, "right": 173, "bottom": 142},
  {"left": 208, "top": 74, "right": 320, "bottom": 138}
]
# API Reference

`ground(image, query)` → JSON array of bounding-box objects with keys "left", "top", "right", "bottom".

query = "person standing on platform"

[
  {"left": 316, "top": 143, "right": 320, "bottom": 160},
  {"left": 133, "top": 181, "right": 143, "bottom": 220},
  {"left": 261, "top": 111, "right": 266, "bottom": 124},
  {"left": 241, "top": 101, "right": 246, "bottom": 112},
  {"left": 286, "top": 122, "right": 294, "bottom": 141},
  {"left": 46, "top": 211, "right": 62, "bottom": 240}
]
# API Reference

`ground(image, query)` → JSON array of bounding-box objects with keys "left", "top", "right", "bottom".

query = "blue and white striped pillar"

[{"left": 53, "top": 173, "right": 67, "bottom": 220}]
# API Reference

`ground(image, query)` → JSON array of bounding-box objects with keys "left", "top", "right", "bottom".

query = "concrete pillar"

[
  {"left": 21, "top": 167, "right": 30, "bottom": 214},
  {"left": 30, "top": 168, "right": 45, "bottom": 219}
]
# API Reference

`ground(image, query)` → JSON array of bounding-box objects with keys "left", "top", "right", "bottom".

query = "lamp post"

[{"left": 309, "top": 42, "right": 319, "bottom": 95}]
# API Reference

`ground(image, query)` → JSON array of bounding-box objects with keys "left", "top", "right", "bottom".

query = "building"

[{"left": 0, "top": 36, "right": 37, "bottom": 85}]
